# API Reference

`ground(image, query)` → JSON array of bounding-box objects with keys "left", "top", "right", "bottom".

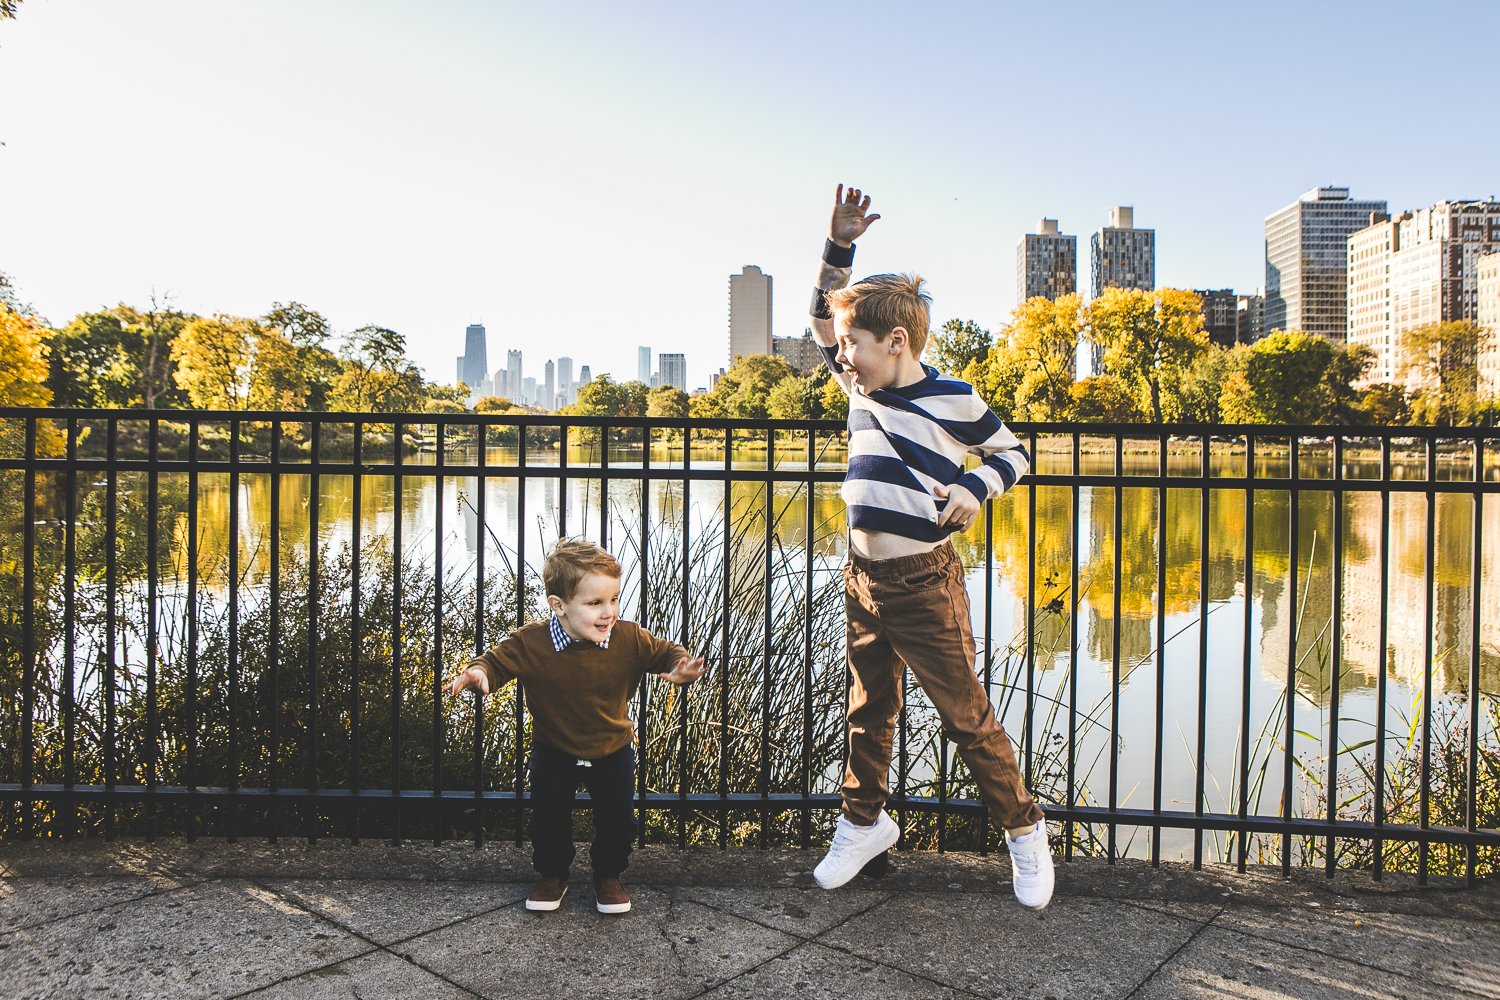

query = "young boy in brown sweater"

[{"left": 448, "top": 538, "right": 708, "bottom": 914}]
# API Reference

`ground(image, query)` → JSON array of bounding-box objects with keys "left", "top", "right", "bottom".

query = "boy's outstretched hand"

[
  {"left": 448, "top": 665, "right": 491, "bottom": 697},
  {"left": 661, "top": 655, "right": 709, "bottom": 685},
  {"left": 830, "top": 184, "right": 880, "bottom": 246}
]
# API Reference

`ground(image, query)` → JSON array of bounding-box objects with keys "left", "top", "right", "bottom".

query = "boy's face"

[
  {"left": 833, "top": 314, "right": 905, "bottom": 392},
  {"left": 548, "top": 571, "right": 622, "bottom": 644}
]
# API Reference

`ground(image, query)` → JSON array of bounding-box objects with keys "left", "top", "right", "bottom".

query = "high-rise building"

[
  {"left": 1236, "top": 292, "right": 1265, "bottom": 345},
  {"left": 1090, "top": 206, "right": 1155, "bottom": 299},
  {"left": 579, "top": 364, "right": 592, "bottom": 389},
  {"left": 1479, "top": 253, "right": 1500, "bottom": 394},
  {"left": 1347, "top": 200, "right": 1500, "bottom": 388},
  {"left": 729, "top": 264, "right": 773, "bottom": 365},
  {"left": 1194, "top": 289, "right": 1239, "bottom": 347},
  {"left": 1017, "top": 219, "right": 1077, "bottom": 302},
  {"left": 773, "top": 330, "right": 823, "bottom": 375},
  {"left": 523, "top": 376, "right": 537, "bottom": 406},
  {"left": 658, "top": 352, "right": 687, "bottom": 392},
  {"left": 1265, "top": 186, "right": 1387, "bottom": 340},
  {"left": 506, "top": 350, "right": 522, "bottom": 402},
  {"left": 544, "top": 359, "right": 556, "bottom": 411},
  {"left": 557, "top": 356, "right": 574, "bottom": 405},
  {"left": 457, "top": 323, "right": 487, "bottom": 396},
  {"left": 637, "top": 347, "right": 651, "bottom": 385}
]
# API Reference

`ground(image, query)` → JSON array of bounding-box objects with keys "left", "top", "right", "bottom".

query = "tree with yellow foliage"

[
  {"left": 170, "top": 315, "right": 263, "bottom": 409},
  {"left": 0, "top": 306, "right": 64, "bottom": 453},
  {"left": 1088, "top": 288, "right": 1210, "bottom": 422}
]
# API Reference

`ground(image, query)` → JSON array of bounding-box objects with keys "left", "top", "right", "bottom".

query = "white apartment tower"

[
  {"left": 1017, "top": 219, "right": 1077, "bottom": 302},
  {"left": 729, "top": 265, "right": 773, "bottom": 365},
  {"left": 1265, "top": 186, "right": 1387, "bottom": 340},
  {"left": 1346, "top": 200, "right": 1500, "bottom": 388},
  {"left": 658, "top": 352, "right": 687, "bottom": 392},
  {"left": 1479, "top": 253, "right": 1500, "bottom": 394}
]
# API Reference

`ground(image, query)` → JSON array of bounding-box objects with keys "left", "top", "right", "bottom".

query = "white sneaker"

[
  {"left": 814, "top": 811, "right": 900, "bottom": 890},
  {"left": 1005, "top": 822, "right": 1055, "bottom": 909}
]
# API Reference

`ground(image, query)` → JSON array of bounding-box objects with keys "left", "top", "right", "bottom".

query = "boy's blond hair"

[
  {"left": 543, "top": 537, "right": 622, "bottom": 601},
  {"left": 825, "top": 273, "right": 931, "bottom": 357}
]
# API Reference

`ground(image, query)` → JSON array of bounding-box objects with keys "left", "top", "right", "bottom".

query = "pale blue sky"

[{"left": 2, "top": 0, "right": 1496, "bottom": 391}]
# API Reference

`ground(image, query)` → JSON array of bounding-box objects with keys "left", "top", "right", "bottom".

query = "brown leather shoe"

[
  {"left": 594, "top": 876, "right": 631, "bottom": 914},
  {"left": 526, "top": 875, "right": 568, "bottom": 911}
]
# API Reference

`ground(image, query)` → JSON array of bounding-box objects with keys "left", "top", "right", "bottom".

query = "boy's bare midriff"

[{"left": 848, "top": 527, "right": 945, "bottom": 562}]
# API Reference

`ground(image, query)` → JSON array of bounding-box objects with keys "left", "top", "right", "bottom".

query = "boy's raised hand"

[
  {"left": 447, "top": 665, "right": 491, "bottom": 697},
  {"left": 830, "top": 184, "right": 880, "bottom": 246},
  {"left": 662, "top": 655, "right": 709, "bottom": 685}
]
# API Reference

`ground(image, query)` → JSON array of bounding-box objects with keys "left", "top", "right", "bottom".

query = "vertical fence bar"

[
  {"left": 1420, "top": 435, "right": 1436, "bottom": 883},
  {"left": 1152, "top": 430, "right": 1167, "bottom": 867},
  {"left": 186, "top": 418, "right": 199, "bottom": 839},
  {"left": 1195, "top": 431, "right": 1210, "bottom": 869},
  {"left": 558, "top": 423, "right": 568, "bottom": 538},
  {"left": 802, "top": 428, "right": 815, "bottom": 848},
  {"left": 982, "top": 483, "right": 994, "bottom": 858},
  {"left": 637, "top": 423, "right": 652, "bottom": 848},
  {"left": 1024, "top": 431, "right": 1037, "bottom": 793},
  {"left": 1066, "top": 430, "right": 1080, "bottom": 860},
  {"left": 1467, "top": 432, "right": 1484, "bottom": 886},
  {"left": 1374, "top": 434, "right": 1391, "bottom": 878},
  {"left": 473, "top": 423, "right": 487, "bottom": 847},
  {"left": 306, "top": 418, "right": 320, "bottom": 842},
  {"left": 20, "top": 418, "right": 35, "bottom": 837},
  {"left": 269, "top": 418, "right": 282, "bottom": 842},
  {"left": 514, "top": 423, "right": 528, "bottom": 846},
  {"left": 227, "top": 418, "right": 240, "bottom": 841},
  {"left": 350, "top": 421, "right": 363, "bottom": 842},
  {"left": 432, "top": 421, "right": 445, "bottom": 844},
  {"left": 63, "top": 417, "right": 77, "bottom": 838},
  {"left": 105, "top": 417, "right": 119, "bottom": 840},
  {"left": 719, "top": 426, "right": 731, "bottom": 849},
  {"left": 760, "top": 427, "right": 772, "bottom": 848},
  {"left": 1326, "top": 435, "right": 1344, "bottom": 876},
  {"left": 1107, "top": 434, "right": 1122, "bottom": 863},
  {"left": 147, "top": 416, "right": 160, "bottom": 840},
  {"left": 390, "top": 419, "right": 403, "bottom": 844},
  {"left": 1238, "top": 433, "right": 1254, "bottom": 872},
  {"left": 600, "top": 424, "right": 610, "bottom": 548},
  {"left": 1282, "top": 434, "right": 1299, "bottom": 875},
  {"left": 678, "top": 425, "right": 692, "bottom": 849}
]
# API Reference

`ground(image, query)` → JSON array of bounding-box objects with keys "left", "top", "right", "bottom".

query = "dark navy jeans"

[{"left": 528, "top": 742, "right": 637, "bottom": 880}]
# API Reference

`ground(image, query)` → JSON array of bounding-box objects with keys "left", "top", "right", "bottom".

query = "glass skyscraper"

[{"left": 1264, "top": 187, "right": 1386, "bottom": 339}]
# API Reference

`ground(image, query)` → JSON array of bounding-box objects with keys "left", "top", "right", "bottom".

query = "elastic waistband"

[{"left": 847, "top": 540, "right": 954, "bottom": 578}]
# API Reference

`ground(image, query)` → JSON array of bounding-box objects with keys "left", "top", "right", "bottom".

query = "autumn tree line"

[{"left": 1, "top": 274, "right": 1491, "bottom": 427}]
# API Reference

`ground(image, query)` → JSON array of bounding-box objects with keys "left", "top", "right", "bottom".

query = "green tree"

[
  {"left": 646, "top": 385, "right": 688, "bottom": 419},
  {"left": 568, "top": 376, "right": 648, "bottom": 417},
  {"left": 328, "top": 325, "right": 425, "bottom": 412},
  {"left": 1357, "top": 383, "right": 1410, "bottom": 425},
  {"left": 1089, "top": 288, "right": 1210, "bottom": 422},
  {"left": 721, "top": 354, "right": 797, "bottom": 419},
  {"left": 1321, "top": 343, "right": 1376, "bottom": 424},
  {"left": 264, "top": 301, "right": 338, "bottom": 409},
  {"left": 926, "top": 318, "right": 992, "bottom": 377},
  {"left": 1177, "top": 344, "right": 1234, "bottom": 424},
  {"left": 1402, "top": 320, "right": 1490, "bottom": 426},
  {"left": 48, "top": 310, "right": 143, "bottom": 407},
  {"left": 766, "top": 374, "right": 820, "bottom": 420},
  {"left": 1241, "top": 330, "right": 1335, "bottom": 424}
]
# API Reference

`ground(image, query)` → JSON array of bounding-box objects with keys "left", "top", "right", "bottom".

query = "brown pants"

[{"left": 841, "top": 542, "right": 1045, "bottom": 832}]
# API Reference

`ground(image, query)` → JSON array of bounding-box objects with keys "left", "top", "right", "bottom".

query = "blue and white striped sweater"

[{"left": 823, "top": 348, "right": 1029, "bottom": 542}]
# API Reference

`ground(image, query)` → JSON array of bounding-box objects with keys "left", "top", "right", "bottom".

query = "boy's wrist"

[{"left": 822, "top": 238, "right": 855, "bottom": 268}]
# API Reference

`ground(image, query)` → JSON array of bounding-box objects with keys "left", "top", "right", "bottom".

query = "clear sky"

[{"left": 2, "top": 0, "right": 1496, "bottom": 392}]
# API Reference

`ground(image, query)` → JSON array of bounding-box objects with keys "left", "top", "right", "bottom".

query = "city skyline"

[{"left": 2, "top": 1, "right": 1497, "bottom": 392}]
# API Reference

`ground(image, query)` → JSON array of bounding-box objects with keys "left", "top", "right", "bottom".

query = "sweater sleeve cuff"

[{"left": 956, "top": 472, "right": 990, "bottom": 505}]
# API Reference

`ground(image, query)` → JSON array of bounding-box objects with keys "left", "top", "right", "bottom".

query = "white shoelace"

[
  {"left": 1012, "top": 847, "right": 1041, "bottom": 877},
  {"left": 826, "top": 826, "right": 861, "bottom": 859}
]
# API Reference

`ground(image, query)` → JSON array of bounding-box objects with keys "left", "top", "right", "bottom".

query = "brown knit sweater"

[{"left": 466, "top": 620, "right": 688, "bottom": 760}]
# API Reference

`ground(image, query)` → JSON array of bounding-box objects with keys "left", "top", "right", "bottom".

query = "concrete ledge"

[{"left": 3, "top": 839, "right": 1496, "bottom": 999}]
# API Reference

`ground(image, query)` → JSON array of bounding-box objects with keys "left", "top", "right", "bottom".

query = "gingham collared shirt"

[{"left": 549, "top": 614, "right": 610, "bottom": 652}]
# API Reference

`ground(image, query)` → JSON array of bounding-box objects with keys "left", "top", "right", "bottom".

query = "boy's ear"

[
  {"left": 888, "top": 326, "right": 908, "bottom": 355},
  {"left": 546, "top": 594, "right": 564, "bottom": 613}
]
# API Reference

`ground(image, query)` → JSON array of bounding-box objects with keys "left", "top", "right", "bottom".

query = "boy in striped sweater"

[{"left": 809, "top": 185, "right": 1054, "bottom": 909}]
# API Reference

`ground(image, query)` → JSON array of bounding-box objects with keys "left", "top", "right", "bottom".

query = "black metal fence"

[{"left": 2, "top": 408, "right": 1497, "bottom": 883}]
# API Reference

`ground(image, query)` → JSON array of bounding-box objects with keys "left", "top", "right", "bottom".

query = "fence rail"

[{"left": 2, "top": 408, "right": 1498, "bottom": 883}]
